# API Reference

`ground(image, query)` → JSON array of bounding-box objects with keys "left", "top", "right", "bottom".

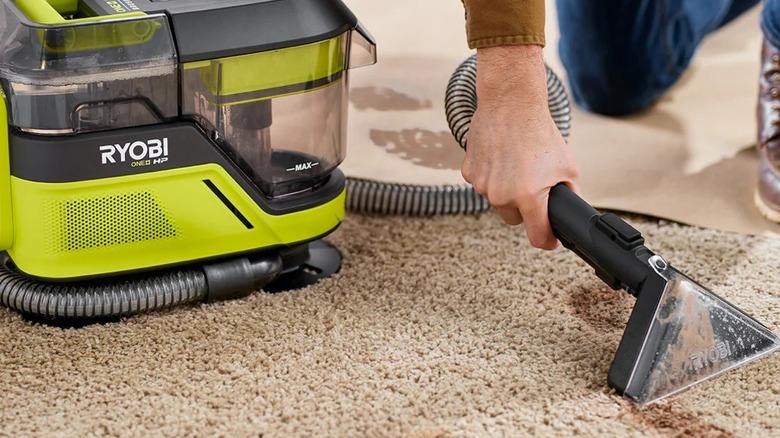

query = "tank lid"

[{"left": 145, "top": 0, "right": 358, "bottom": 62}]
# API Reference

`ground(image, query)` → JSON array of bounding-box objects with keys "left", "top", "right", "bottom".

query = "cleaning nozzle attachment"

[
  {"left": 548, "top": 184, "right": 780, "bottom": 406},
  {"left": 619, "top": 255, "right": 780, "bottom": 405}
]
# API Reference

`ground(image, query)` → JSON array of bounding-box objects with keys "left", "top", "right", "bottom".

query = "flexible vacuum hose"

[
  {"left": 0, "top": 254, "right": 282, "bottom": 320},
  {"left": 345, "top": 54, "right": 570, "bottom": 215}
]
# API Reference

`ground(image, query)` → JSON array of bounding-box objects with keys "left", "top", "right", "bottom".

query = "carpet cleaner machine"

[
  {"left": 0, "top": 0, "right": 776, "bottom": 408},
  {"left": 0, "top": 0, "right": 375, "bottom": 317}
]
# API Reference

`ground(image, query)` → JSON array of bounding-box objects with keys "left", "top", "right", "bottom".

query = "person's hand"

[{"left": 461, "top": 45, "right": 580, "bottom": 250}]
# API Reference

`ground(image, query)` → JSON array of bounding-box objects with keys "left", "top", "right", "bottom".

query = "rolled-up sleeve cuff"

[
  {"left": 468, "top": 34, "right": 545, "bottom": 49},
  {"left": 463, "top": 0, "right": 546, "bottom": 49}
]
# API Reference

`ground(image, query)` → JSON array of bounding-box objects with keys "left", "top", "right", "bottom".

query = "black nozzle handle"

[
  {"left": 548, "top": 183, "right": 600, "bottom": 252},
  {"left": 548, "top": 183, "right": 655, "bottom": 294}
]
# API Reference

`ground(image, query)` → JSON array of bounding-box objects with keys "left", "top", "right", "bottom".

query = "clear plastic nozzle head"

[{"left": 626, "top": 255, "right": 780, "bottom": 406}]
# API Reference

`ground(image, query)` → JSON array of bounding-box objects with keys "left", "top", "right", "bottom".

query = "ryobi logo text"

[
  {"left": 100, "top": 138, "right": 169, "bottom": 167},
  {"left": 103, "top": 0, "right": 140, "bottom": 13}
]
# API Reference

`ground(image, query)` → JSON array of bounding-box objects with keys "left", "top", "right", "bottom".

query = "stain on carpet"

[
  {"left": 568, "top": 285, "right": 633, "bottom": 333},
  {"left": 631, "top": 403, "right": 734, "bottom": 437}
]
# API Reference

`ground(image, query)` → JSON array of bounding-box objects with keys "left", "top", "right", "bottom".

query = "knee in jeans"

[{"left": 564, "top": 67, "right": 662, "bottom": 116}]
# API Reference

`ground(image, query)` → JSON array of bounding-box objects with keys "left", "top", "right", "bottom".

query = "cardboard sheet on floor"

[{"left": 341, "top": 0, "right": 780, "bottom": 237}]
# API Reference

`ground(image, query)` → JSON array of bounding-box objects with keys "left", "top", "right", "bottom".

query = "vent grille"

[{"left": 52, "top": 191, "right": 177, "bottom": 252}]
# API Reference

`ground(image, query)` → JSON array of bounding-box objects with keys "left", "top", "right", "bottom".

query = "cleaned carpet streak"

[{"left": 1, "top": 213, "right": 778, "bottom": 437}]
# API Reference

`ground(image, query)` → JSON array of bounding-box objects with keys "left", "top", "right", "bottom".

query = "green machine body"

[{"left": 0, "top": 0, "right": 376, "bottom": 319}]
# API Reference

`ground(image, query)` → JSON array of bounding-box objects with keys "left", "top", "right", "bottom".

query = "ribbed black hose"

[
  {"left": 345, "top": 178, "right": 490, "bottom": 215},
  {"left": 345, "top": 53, "right": 571, "bottom": 215},
  {"left": 445, "top": 54, "right": 571, "bottom": 150},
  {"left": 0, "top": 252, "right": 283, "bottom": 320},
  {"left": 0, "top": 259, "right": 207, "bottom": 319}
]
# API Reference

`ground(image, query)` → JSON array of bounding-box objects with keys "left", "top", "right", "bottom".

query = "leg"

[
  {"left": 720, "top": 0, "right": 763, "bottom": 27},
  {"left": 762, "top": 0, "right": 780, "bottom": 47},
  {"left": 556, "top": 0, "right": 760, "bottom": 116},
  {"left": 756, "top": 0, "right": 780, "bottom": 220}
]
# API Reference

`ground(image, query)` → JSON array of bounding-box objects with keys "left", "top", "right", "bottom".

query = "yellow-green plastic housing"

[
  {"left": 0, "top": 1, "right": 376, "bottom": 280},
  {"left": 0, "top": 91, "right": 14, "bottom": 250},
  {"left": 7, "top": 165, "right": 345, "bottom": 279},
  {"left": 186, "top": 35, "right": 346, "bottom": 104}
]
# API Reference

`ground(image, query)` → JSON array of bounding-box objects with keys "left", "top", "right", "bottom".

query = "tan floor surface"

[
  {"left": 342, "top": 0, "right": 780, "bottom": 237},
  {"left": 1, "top": 213, "right": 779, "bottom": 437}
]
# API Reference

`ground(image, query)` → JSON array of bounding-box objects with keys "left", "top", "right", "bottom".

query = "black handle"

[
  {"left": 548, "top": 183, "right": 600, "bottom": 253},
  {"left": 547, "top": 183, "right": 655, "bottom": 295}
]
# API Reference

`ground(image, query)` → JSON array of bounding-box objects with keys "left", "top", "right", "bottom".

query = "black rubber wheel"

[{"left": 263, "top": 240, "right": 342, "bottom": 293}]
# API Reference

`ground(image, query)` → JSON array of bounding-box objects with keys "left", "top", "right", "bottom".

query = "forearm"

[
  {"left": 476, "top": 45, "right": 549, "bottom": 115},
  {"left": 457, "top": 4, "right": 578, "bottom": 250},
  {"left": 461, "top": 0, "right": 546, "bottom": 48}
]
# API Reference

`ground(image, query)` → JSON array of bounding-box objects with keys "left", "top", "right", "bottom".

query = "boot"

[{"left": 756, "top": 39, "right": 780, "bottom": 221}]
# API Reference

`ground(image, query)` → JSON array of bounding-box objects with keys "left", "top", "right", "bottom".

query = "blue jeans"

[{"left": 556, "top": 0, "right": 776, "bottom": 115}]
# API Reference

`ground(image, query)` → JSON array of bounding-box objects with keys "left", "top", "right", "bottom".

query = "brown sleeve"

[{"left": 461, "top": 0, "right": 545, "bottom": 49}]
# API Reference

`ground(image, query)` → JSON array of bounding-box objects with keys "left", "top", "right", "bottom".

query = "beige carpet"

[{"left": 2, "top": 212, "right": 779, "bottom": 437}]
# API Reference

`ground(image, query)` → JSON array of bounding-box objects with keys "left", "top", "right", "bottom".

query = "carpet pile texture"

[{"left": 2, "top": 213, "right": 778, "bottom": 436}]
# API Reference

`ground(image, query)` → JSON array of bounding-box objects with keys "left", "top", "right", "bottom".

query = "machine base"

[
  {"left": 15, "top": 239, "right": 341, "bottom": 327},
  {"left": 264, "top": 240, "right": 342, "bottom": 293}
]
